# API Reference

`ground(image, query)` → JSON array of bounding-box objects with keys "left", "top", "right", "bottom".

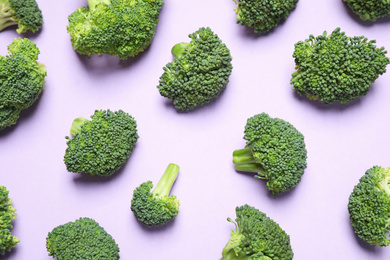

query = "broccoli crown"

[
  {"left": 0, "top": 0, "right": 43, "bottom": 33},
  {"left": 0, "top": 38, "right": 46, "bottom": 130},
  {"left": 46, "top": 217, "right": 120, "bottom": 259},
  {"left": 343, "top": 0, "right": 390, "bottom": 21},
  {"left": 348, "top": 166, "right": 390, "bottom": 247},
  {"left": 67, "top": 0, "right": 164, "bottom": 59},
  {"left": 221, "top": 204, "right": 293, "bottom": 260},
  {"left": 64, "top": 109, "right": 139, "bottom": 176},
  {"left": 233, "top": 0, "right": 298, "bottom": 34},
  {"left": 233, "top": 113, "right": 307, "bottom": 195},
  {"left": 0, "top": 186, "right": 19, "bottom": 255},
  {"left": 291, "top": 27, "right": 390, "bottom": 104},
  {"left": 157, "top": 27, "right": 233, "bottom": 112},
  {"left": 131, "top": 163, "right": 180, "bottom": 227}
]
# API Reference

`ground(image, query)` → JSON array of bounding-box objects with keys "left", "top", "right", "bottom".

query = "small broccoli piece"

[
  {"left": 232, "top": 113, "right": 307, "bottom": 195},
  {"left": 343, "top": 0, "right": 390, "bottom": 21},
  {"left": 67, "top": 0, "right": 164, "bottom": 59},
  {"left": 131, "top": 163, "right": 180, "bottom": 227},
  {"left": 348, "top": 166, "right": 390, "bottom": 247},
  {"left": 46, "top": 217, "right": 120, "bottom": 259},
  {"left": 157, "top": 27, "right": 233, "bottom": 112},
  {"left": 291, "top": 27, "right": 390, "bottom": 104},
  {"left": 0, "top": 186, "right": 19, "bottom": 255},
  {"left": 0, "top": 0, "right": 43, "bottom": 33},
  {"left": 0, "top": 37, "right": 46, "bottom": 130},
  {"left": 220, "top": 204, "right": 293, "bottom": 260},
  {"left": 232, "top": 0, "right": 298, "bottom": 34},
  {"left": 64, "top": 109, "right": 139, "bottom": 176}
]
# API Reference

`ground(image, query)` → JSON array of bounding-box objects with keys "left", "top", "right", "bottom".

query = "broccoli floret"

[
  {"left": 64, "top": 109, "right": 139, "bottom": 176},
  {"left": 232, "top": 113, "right": 307, "bottom": 195},
  {"left": 46, "top": 217, "right": 120, "bottom": 259},
  {"left": 343, "top": 0, "right": 390, "bottom": 21},
  {"left": 67, "top": 0, "right": 164, "bottom": 59},
  {"left": 232, "top": 0, "right": 298, "bottom": 34},
  {"left": 220, "top": 204, "right": 293, "bottom": 260},
  {"left": 131, "top": 163, "right": 180, "bottom": 227},
  {"left": 0, "top": 37, "right": 46, "bottom": 130},
  {"left": 0, "top": 0, "right": 43, "bottom": 33},
  {"left": 348, "top": 166, "right": 390, "bottom": 247},
  {"left": 0, "top": 186, "right": 19, "bottom": 255},
  {"left": 291, "top": 27, "right": 390, "bottom": 104},
  {"left": 157, "top": 27, "right": 233, "bottom": 112}
]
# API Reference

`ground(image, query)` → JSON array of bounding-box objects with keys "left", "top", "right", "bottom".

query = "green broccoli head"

[
  {"left": 131, "top": 163, "right": 180, "bottom": 227},
  {"left": 233, "top": 113, "right": 307, "bottom": 195},
  {"left": 67, "top": 0, "right": 164, "bottom": 59},
  {"left": 291, "top": 27, "right": 390, "bottom": 104},
  {"left": 0, "top": 186, "right": 19, "bottom": 255},
  {"left": 157, "top": 27, "right": 233, "bottom": 112},
  {"left": 343, "top": 0, "right": 390, "bottom": 21},
  {"left": 64, "top": 109, "right": 139, "bottom": 176},
  {"left": 0, "top": 0, "right": 43, "bottom": 33},
  {"left": 348, "top": 166, "right": 390, "bottom": 247},
  {"left": 233, "top": 0, "right": 298, "bottom": 34},
  {"left": 220, "top": 204, "right": 293, "bottom": 260},
  {"left": 0, "top": 37, "right": 46, "bottom": 130},
  {"left": 46, "top": 217, "right": 120, "bottom": 259}
]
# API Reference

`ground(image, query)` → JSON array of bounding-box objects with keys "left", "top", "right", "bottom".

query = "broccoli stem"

[
  {"left": 171, "top": 42, "right": 190, "bottom": 60},
  {"left": 87, "top": 0, "right": 110, "bottom": 11},
  {"left": 152, "top": 163, "right": 180, "bottom": 197},
  {"left": 0, "top": 1, "right": 17, "bottom": 32},
  {"left": 233, "top": 148, "right": 267, "bottom": 174},
  {"left": 70, "top": 117, "right": 89, "bottom": 136}
]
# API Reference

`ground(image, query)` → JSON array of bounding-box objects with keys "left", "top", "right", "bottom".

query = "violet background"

[{"left": 1, "top": 0, "right": 390, "bottom": 259}]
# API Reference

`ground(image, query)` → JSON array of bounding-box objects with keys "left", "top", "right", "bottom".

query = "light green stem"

[
  {"left": 70, "top": 117, "right": 89, "bottom": 136},
  {"left": 152, "top": 163, "right": 180, "bottom": 197}
]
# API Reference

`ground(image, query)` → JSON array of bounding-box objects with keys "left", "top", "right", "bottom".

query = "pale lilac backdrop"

[{"left": 0, "top": 0, "right": 390, "bottom": 259}]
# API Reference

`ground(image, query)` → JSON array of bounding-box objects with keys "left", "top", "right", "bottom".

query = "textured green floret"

[
  {"left": 343, "top": 0, "right": 390, "bottom": 21},
  {"left": 291, "top": 27, "right": 390, "bottom": 104},
  {"left": 64, "top": 109, "right": 139, "bottom": 176},
  {"left": 233, "top": 0, "right": 298, "bottom": 34},
  {"left": 46, "top": 217, "right": 120, "bottom": 259},
  {"left": 0, "top": 0, "right": 43, "bottom": 33},
  {"left": 67, "top": 0, "right": 164, "bottom": 59},
  {"left": 220, "top": 204, "right": 293, "bottom": 260},
  {"left": 131, "top": 163, "right": 180, "bottom": 227},
  {"left": 348, "top": 166, "right": 390, "bottom": 247},
  {"left": 0, "top": 38, "right": 46, "bottom": 130},
  {"left": 0, "top": 186, "right": 19, "bottom": 255},
  {"left": 233, "top": 113, "right": 307, "bottom": 195},
  {"left": 157, "top": 27, "right": 233, "bottom": 112}
]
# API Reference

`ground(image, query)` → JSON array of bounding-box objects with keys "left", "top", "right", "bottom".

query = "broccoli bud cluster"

[
  {"left": 0, "top": 38, "right": 46, "bottom": 130},
  {"left": 233, "top": 0, "right": 299, "bottom": 34},
  {"left": 291, "top": 28, "right": 390, "bottom": 104},
  {"left": 158, "top": 27, "right": 233, "bottom": 112},
  {"left": 0, "top": 186, "right": 19, "bottom": 255}
]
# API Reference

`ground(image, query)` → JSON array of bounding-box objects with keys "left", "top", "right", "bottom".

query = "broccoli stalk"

[
  {"left": 232, "top": 148, "right": 267, "bottom": 174},
  {"left": 69, "top": 117, "right": 89, "bottom": 136},
  {"left": 0, "top": 0, "right": 15, "bottom": 31},
  {"left": 171, "top": 42, "right": 189, "bottom": 59},
  {"left": 0, "top": 0, "right": 43, "bottom": 33},
  {"left": 152, "top": 163, "right": 180, "bottom": 198}
]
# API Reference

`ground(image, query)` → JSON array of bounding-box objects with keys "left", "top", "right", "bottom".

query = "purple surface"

[{"left": 1, "top": 0, "right": 390, "bottom": 259}]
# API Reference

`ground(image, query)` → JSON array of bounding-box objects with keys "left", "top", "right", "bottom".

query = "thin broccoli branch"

[
  {"left": 70, "top": 117, "right": 89, "bottom": 136},
  {"left": 152, "top": 163, "right": 180, "bottom": 197},
  {"left": 233, "top": 147, "right": 267, "bottom": 174},
  {"left": 0, "top": 1, "right": 18, "bottom": 31}
]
